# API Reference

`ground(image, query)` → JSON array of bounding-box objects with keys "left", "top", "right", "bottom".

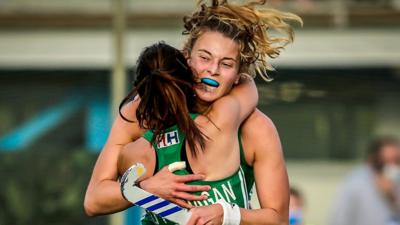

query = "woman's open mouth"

[
  {"left": 195, "top": 82, "right": 218, "bottom": 93},
  {"left": 200, "top": 78, "right": 220, "bottom": 87}
]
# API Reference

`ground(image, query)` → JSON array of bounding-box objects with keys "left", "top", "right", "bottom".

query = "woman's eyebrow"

[
  {"left": 221, "top": 57, "right": 237, "bottom": 62},
  {"left": 198, "top": 49, "right": 237, "bottom": 62},
  {"left": 198, "top": 49, "right": 212, "bottom": 56}
]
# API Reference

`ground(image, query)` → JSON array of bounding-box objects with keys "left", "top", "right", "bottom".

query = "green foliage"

[{"left": 0, "top": 148, "right": 107, "bottom": 225}]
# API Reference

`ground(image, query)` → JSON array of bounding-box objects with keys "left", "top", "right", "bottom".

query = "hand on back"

[{"left": 140, "top": 165, "right": 211, "bottom": 208}]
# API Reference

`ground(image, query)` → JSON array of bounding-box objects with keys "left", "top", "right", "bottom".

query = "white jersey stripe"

[{"left": 238, "top": 167, "right": 249, "bottom": 209}]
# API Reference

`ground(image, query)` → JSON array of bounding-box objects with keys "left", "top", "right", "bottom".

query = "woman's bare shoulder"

[{"left": 242, "top": 109, "right": 277, "bottom": 137}]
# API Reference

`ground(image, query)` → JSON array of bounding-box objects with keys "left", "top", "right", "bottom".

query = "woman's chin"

[{"left": 194, "top": 88, "right": 221, "bottom": 102}]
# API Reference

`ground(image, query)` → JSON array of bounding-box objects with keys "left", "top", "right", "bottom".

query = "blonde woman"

[{"left": 85, "top": 1, "right": 302, "bottom": 224}]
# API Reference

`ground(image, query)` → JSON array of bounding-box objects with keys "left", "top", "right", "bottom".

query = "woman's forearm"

[
  {"left": 84, "top": 179, "right": 131, "bottom": 216},
  {"left": 84, "top": 99, "right": 144, "bottom": 216},
  {"left": 240, "top": 208, "right": 287, "bottom": 225}
]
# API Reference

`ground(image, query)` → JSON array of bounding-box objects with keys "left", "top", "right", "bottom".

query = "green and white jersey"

[
  {"left": 238, "top": 129, "right": 254, "bottom": 200},
  {"left": 141, "top": 120, "right": 254, "bottom": 225}
]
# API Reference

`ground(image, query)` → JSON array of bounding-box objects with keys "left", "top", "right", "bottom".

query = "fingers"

[
  {"left": 173, "top": 191, "right": 208, "bottom": 201},
  {"left": 186, "top": 212, "right": 199, "bottom": 225},
  {"left": 186, "top": 209, "right": 202, "bottom": 225},
  {"left": 174, "top": 199, "right": 194, "bottom": 209},
  {"left": 176, "top": 182, "right": 211, "bottom": 192},
  {"left": 196, "top": 218, "right": 206, "bottom": 225},
  {"left": 187, "top": 209, "right": 209, "bottom": 225},
  {"left": 160, "top": 165, "right": 210, "bottom": 192},
  {"left": 176, "top": 173, "right": 206, "bottom": 182},
  {"left": 160, "top": 165, "right": 207, "bottom": 183},
  {"left": 160, "top": 165, "right": 174, "bottom": 173},
  {"left": 168, "top": 161, "right": 186, "bottom": 172}
]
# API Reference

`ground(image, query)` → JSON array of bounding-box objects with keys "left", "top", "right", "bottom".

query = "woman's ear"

[{"left": 183, "top": 50, "right": 191, "bottom": 64}]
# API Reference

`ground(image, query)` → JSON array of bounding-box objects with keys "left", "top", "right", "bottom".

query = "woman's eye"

[
  {"left": 222, "top": 63, "right": 233, "bottom": 68},
  {"left": 200, "top": 56, "right": 209, "bottom": 61}
]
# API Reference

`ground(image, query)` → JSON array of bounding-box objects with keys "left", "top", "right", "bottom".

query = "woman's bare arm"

[
  {"left": 239, "top": 110, "right": 289, "bottom": 225},
  {"left": 207, "top": 76, "right": 258, "bottom": 130},
  {"left": 118, "top": 139, "right": 211, "bottom": 209},
  {"left": 84, "top": 98, "right": 210, "bottom": 215},
  {"left": 84, "top": 100, "right": 145, "bottom": 216},
  {"left": 187, "top": 110, "right": 289, "bottom": 225}
]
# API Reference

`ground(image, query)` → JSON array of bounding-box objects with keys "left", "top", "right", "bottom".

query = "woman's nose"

[{"left": 206, "top": 61, "right": 220, "bottom": 76}]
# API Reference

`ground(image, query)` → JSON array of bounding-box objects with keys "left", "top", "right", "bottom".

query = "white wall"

[{"left": 0, "top": 28, "right": 399, "bottom": 69}]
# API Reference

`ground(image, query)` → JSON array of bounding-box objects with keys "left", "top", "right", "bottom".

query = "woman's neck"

[{"left": 192, "top": 98, "right": 212, "bottom": 115}]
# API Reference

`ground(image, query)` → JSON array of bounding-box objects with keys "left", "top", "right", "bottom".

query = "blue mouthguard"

[{"left": 200, "top": 78, "right": 220, "bottom": 87}]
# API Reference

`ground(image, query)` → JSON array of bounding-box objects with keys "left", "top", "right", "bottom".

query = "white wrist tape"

[
  {"left": 216, "top": 199, "right": 241, "bottom": 225},
  {"left": 168, "top": 161, "right": 186, "bottom": 172}
]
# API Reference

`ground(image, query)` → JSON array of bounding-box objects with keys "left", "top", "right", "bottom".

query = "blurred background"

[{"left": 0, "top": 0, "right": 399, "bottom": 225}]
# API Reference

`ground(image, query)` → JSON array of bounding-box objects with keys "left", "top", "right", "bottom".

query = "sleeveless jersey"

[
  {"left": 238, "top": 129, "right": 254, "bottom": 198},
  {"left": 141, "top": 118, "right": 254, "bottom": 225}
]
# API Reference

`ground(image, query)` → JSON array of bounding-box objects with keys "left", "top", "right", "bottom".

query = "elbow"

[
  {"left": 84, "top": 194, "right": 100, "bottom": 217},
  {"left": 267, "top": 217, "right": 287, "bottom": 225},
  {"left": 279, "top": 220, "right": 288, "bottom": 225},
  {"left": 278, "top": 214, "right": 289, "bottom": 225}
]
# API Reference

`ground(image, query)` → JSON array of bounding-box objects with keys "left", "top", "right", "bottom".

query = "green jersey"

[
  {"left": 238, "top": 129, "right": 255, "bottom": 199},
  {"left": 141, "top": 120, "right": 254, "bottom": 225}
]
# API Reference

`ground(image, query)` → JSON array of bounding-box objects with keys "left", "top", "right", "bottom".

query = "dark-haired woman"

[
  {"left": 85, "top": 1, "right": 302, "bottom": 224},
  {"left": 116, "top": 40, "right": 256, "bottom": 225}
]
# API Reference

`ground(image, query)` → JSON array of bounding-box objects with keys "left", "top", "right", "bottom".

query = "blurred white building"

[{"left": 0, "top": 1, "right": 400, "bottom": 224}]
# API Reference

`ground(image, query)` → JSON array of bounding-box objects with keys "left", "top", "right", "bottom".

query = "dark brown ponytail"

[{"left": 119, "top": 42, "right": 205, "bottom": 157}]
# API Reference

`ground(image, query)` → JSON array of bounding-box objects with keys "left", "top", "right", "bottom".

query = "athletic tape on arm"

[
  {"left": 168, "top": 161, "right": 186, "bottom": 172},
  {"left": 216, "top": 199, "right": 241, "bottom": 225},
  {"left": 120, "top": 163, "right": 191, "bottom": 225}
]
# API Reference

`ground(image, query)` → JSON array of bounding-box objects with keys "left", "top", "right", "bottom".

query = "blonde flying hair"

[{"left": 183, "top": 0, "right": 303, "bottom": 81}]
